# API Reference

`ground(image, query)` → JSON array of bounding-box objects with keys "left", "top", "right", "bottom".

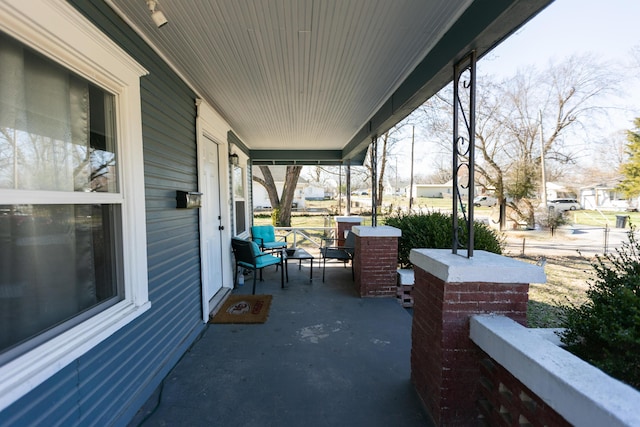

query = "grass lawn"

[
  {"left": 569, "top": 209, "right": 640, "bottom": 227},
  {"left": 514, "top": 255, "right": 593, "bottom": 328}
]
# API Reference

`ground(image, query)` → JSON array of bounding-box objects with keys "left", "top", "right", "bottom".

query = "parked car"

[
  {"left": 473, "top": 195, "right": 497, "bottom": 207},
  {"left": 547, "top": 198, "right": 581, "bottom": 211}
]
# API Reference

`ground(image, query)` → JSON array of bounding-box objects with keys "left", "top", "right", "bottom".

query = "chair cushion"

[
  {"left": 249, "top": 241, "right": 263, "bottom": 257},
  {"left": 255, "top": 254, "right": 281, "bottom": 268},
  {"left": 251, "top": 225, "right": 275, "bottom": 242},
  {"left": 238, "top": 253, "right": 280, "bottom": 269}
]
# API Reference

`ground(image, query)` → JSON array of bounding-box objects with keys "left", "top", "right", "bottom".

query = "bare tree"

[
  {"left": 573, "top": 130, "right": 627, "bottom": 185},
  {"left": 304, "top": 166, "right": 323, "bottom": 184},
  {"left": 252, "top": 165, "right": 302, "bottom": 226},
  {"left": 493, "top": 55, "right": 618, "bottom": 224},
  {"left": 416, "top": 54, "right": 621, "bottom": 226},
  {"left": 364, "top": 124, "right": 407, "bottom": 206}
]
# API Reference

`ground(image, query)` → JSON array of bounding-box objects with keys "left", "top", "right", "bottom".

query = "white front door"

[{"left": 201, "top": 135, "right": 224, "bottom": 310}]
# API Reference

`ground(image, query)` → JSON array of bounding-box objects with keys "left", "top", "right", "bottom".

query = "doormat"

[{"left": 209, "top": 294, "right": 273, "bottom": 324}]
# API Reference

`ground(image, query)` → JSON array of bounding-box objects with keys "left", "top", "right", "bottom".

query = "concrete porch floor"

[{"left": 129, "top": 260, "right": 432, "bottom": 426}]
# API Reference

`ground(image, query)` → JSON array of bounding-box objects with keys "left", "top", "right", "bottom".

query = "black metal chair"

[
  {"left": 319, "top": 231, "right": 355, "bottom": 282},
  {"left": 231, "top": 238, "right": 284, "bottom": 294}
]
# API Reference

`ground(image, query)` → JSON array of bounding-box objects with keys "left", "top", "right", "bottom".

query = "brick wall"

[
  {"left": 336, "top": 220, "right": 360, "bottom": 247},
  {"left": 353, "top": 235, "right": 398, "bottom": 297},
  {"left": 411, "top": 267, "right": 529, "bottom": 425},
  {"left": 478, "top": 355, "right": 571, "bottom": 426}
]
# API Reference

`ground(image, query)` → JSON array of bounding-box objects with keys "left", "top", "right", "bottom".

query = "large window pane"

[
  {"left": 0, "top": 204, "right": 121, "bottom": 359},
  {"left": 233, "top": 165, "right": 244, "bottom": 199},
  {"left": 0, "top": 32, "right": 118, "bottom": 193},
  {"left": 235, "top": 200, "right": 246, "bottom": 235}
]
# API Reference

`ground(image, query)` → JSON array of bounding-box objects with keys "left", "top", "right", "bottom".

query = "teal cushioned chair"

[
  {"left": 231, "top": 238, "right": 284, "bottom": 294},
  {"left": 250, "top": 225, "right": 287, "bottom": 252}
]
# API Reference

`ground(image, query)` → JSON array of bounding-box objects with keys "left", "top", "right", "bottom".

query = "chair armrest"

[
  {"left": 320, "top": 237, "right": 338, "bottom": 247},
  {"left": 255, "top": 250, "right": 282, "bottom": 259},
  {"left": 321, "top": 238, "right": 351, "bottom": 250}
]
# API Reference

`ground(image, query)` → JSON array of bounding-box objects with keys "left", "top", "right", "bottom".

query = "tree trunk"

[
  {"left": 252, "top": 165, "right": 303, "bottom": 226},
  {"left": 377, "top": 133, "right": 388, "bottom": 207},
  {"left": 277, "top": 166, "right": 303, "bottom": 226},
  {"left": 254, "top": 166, "right": 280, "bottom": 208}
]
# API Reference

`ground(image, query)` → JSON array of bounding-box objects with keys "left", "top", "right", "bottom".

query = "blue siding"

[
  {"left": 0, "top": 363, "right": 79, "bottom": 426},
  {"left": 0, "top": 1, "right": 208, "bottom": 426}
]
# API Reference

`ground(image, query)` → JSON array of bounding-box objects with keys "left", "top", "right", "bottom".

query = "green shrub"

[
  {"left": 560, "top": 227, "right": 640, "bottom": 390},
  {"left": 271, "top": 207, "right": 280, "bottom": 226},
  {"left": 383, "top": 211, "right": 503, "bottom": 268}
]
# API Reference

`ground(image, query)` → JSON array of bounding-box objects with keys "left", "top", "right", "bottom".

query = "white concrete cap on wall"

[
  {"left": 410, "top": 249, "right": 546, "bottom": 284},
  {"left": 352, "top": 225, "right": 402, "bottom": 238},
  {"left": 471, "top": 315, "right": 640, "bottom": 427}
]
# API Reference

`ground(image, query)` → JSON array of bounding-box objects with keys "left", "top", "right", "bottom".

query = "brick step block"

[{"left": 397, "top": 269, "right": 415, "bottom": 308}]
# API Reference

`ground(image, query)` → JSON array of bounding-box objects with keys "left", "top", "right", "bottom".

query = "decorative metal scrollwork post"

[{"left": 452, "top": 51, "right": 476, "bottom": 257}]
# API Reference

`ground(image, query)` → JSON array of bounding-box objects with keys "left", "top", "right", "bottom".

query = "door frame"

[{"left": 196, "top": 99, "right": 233, "bottom": 321}]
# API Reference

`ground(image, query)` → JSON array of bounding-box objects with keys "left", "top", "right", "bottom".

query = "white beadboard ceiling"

[{"left": 106, "top": 0, "right": 552, "bottom": 163}]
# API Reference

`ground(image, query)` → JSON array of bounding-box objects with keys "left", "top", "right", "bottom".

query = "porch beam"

[{"left": 250, "top": 149, "right": 347, "bottom": 165}]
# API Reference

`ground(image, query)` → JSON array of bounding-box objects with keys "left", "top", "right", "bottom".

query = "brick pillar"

[
  {"left": 334, "top": 216, "right": 362, "bottom": 247},
  {"left": 352, "top": 226, "right": 401, "bottom": 297},
  {"left": 409, "top": 249, "right": 545, "bottom": 426}
]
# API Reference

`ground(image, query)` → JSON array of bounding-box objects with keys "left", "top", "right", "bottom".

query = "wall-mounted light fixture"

[
  {"left": 146, "top": 0, "right": 168, "bottom": 28},
  {"left": 229, "top": 153, "right": 240, "bottom": 167}
]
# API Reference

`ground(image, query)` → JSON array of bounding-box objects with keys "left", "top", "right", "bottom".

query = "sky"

[
  {"left": 480, "top": 0, "right": 640, "bottom": 129},
  {"left": 399, "top": 0, "right": 640, "bottom": 180},
  {"left": 481, "top": 0, "right": 640, "bottom": 78}
]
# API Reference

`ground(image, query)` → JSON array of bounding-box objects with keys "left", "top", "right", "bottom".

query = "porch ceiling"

[{"left": 106, "top": 0, "right": 552, "bottom": 164}]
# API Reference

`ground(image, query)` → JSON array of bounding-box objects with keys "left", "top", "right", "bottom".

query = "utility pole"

[
  {"left": 539, "top": 110, "right": 547, "bottom": 207},
  {"left": 409, "top": 125, "right": 415, "bottom": 210}
]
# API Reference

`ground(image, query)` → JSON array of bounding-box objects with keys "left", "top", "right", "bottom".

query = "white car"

[
  {"left": 547, "top": 198, "right": 581, "bottom": 211},
  {"left": 473, "top": 195, "right": 497, "bottom": 207}
]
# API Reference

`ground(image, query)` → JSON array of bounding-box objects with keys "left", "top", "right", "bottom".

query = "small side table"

[{"left": 284, "top": 248, "right": 314, "bottom": 282}]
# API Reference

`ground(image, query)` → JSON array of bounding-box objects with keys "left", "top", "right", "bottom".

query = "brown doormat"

[{"left": 209, "top": 294, "right": 273, "bottom": 324}]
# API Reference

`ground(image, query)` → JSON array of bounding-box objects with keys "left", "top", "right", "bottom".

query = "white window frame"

[
  {"left": 0, "top": 0, "right": 149, "bottom": 411},
  {"left": 233, "top": 163, "right": 248, "bottom": 236}
]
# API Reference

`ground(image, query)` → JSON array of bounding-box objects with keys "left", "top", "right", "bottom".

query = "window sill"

[{"left": 0, "top": 300, "right": 151, "bottom": 411}]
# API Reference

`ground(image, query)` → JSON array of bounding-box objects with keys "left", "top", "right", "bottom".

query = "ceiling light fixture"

[{"left": 146, "top": 0, "right": 168, "bottom": 28}]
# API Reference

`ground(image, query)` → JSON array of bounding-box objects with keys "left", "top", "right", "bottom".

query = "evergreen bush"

[
  {"left": 383, "top": 211, "right": 503, "bottom": 268},
  {"left": 560, "top": 226, "right": 640, "bottom": 389}
]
